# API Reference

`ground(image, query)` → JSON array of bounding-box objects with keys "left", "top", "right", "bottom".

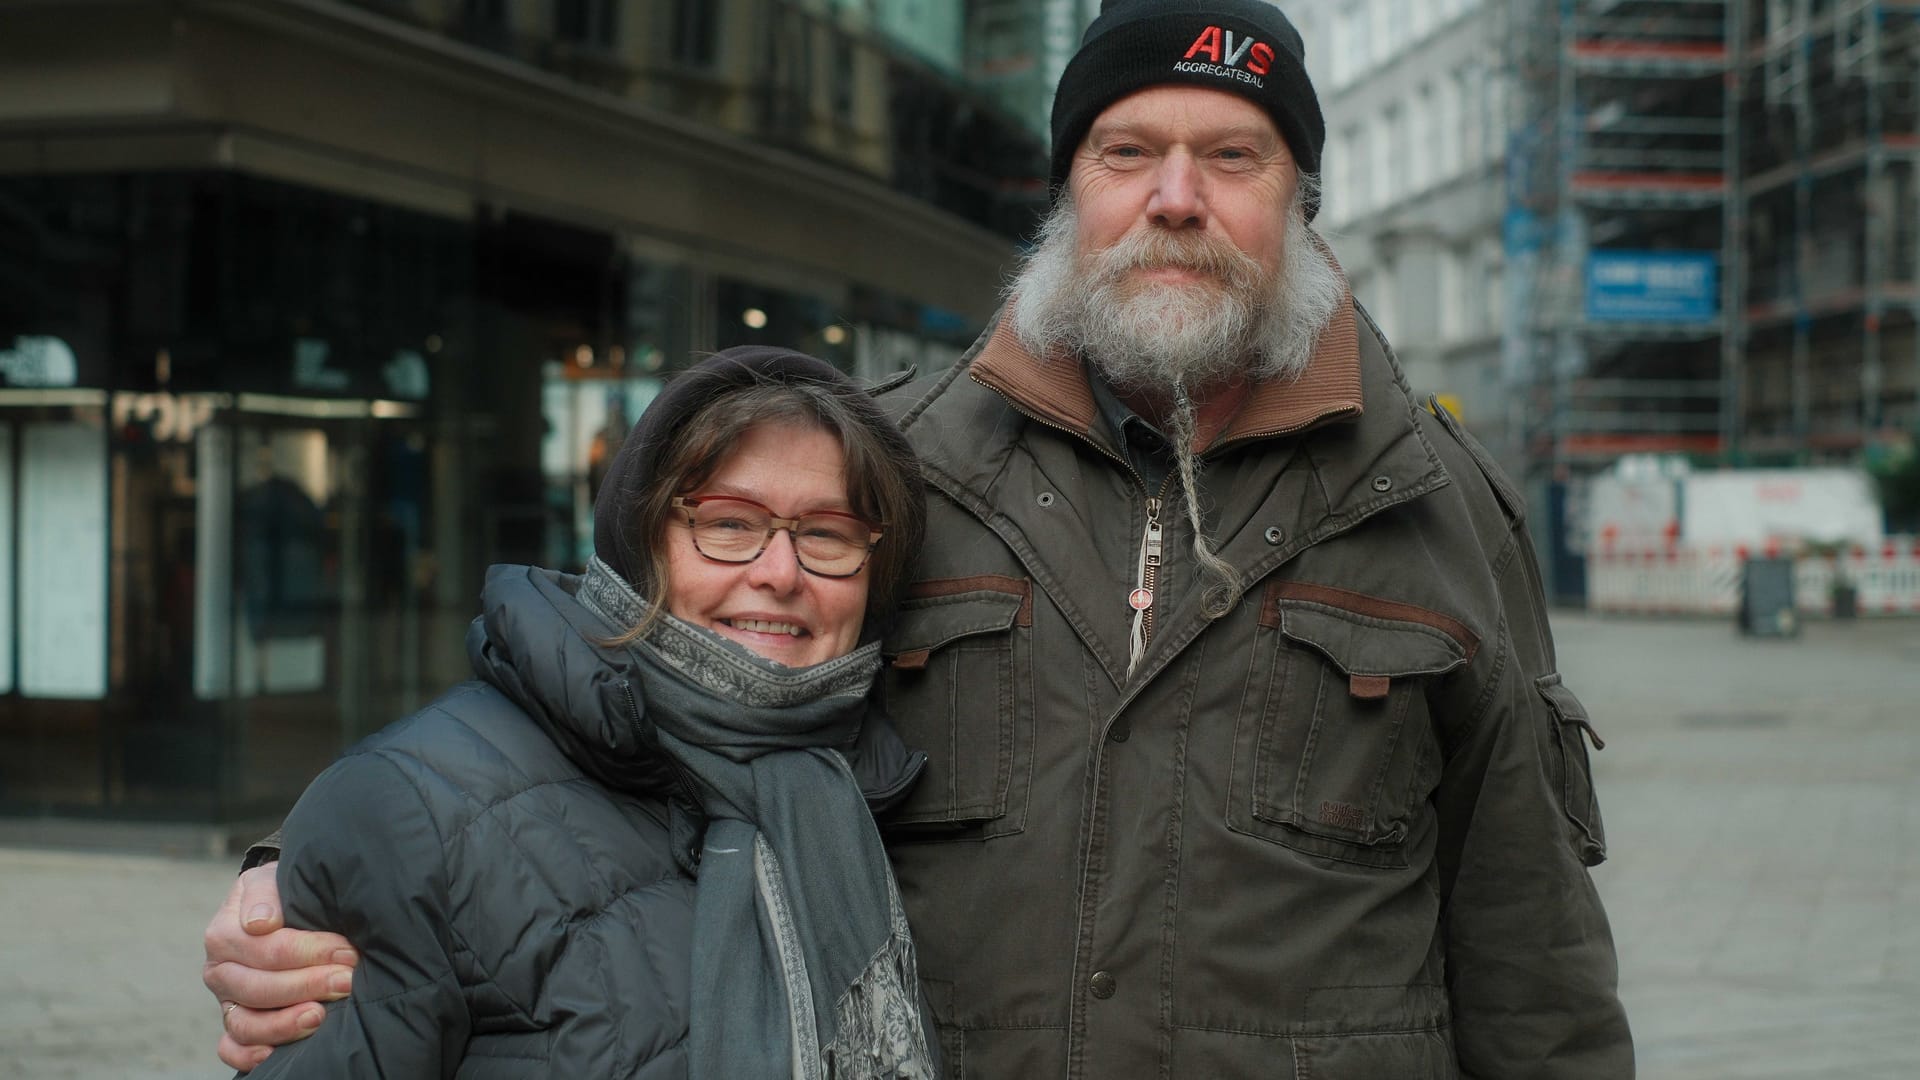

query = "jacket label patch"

[
  {"left": 1348, "top": 674, "right": 1392, "bottom": 700},
  {"left": 1318, "top": 800, "right": 1367, "bottom": 831}
]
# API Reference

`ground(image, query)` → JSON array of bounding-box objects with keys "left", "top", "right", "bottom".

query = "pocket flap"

[
  {"left": 1277, "top": 603, "right": 1471, "bottom": 685},
  {"left": 1535, "top": 674, "right": 1606, "bottom": 750},
  {"left": 886, "top": 580, "right": 1029, "bottom": 667},
  {"left": 1535, "top": 673, "right": 1608, "bottom": 865}
]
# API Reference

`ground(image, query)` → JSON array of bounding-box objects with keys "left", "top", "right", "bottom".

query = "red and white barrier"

[{"left": 1588, "top": 537, "right": 1920, "bottom": 617}]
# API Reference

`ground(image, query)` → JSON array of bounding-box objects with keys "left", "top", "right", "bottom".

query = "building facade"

[
  {"left": 1507, "top": 1, "right": 1920, "bottom": 600},
  {"left": 0, "top": 0, "right": 1044, "bottom": 830},
  {"left": 965, "top": 0, "right": 1102, "bottom": 140},
  {"left": 1294, "top": 0, "right": 1516, "bottom": 467}
]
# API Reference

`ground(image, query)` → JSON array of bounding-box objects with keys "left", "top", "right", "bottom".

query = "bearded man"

[{"left": 205, "top": 1, "right": 1632, "bottom": 1076}]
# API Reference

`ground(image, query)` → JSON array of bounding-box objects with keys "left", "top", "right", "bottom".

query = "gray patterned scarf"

[{"left": 579, "top": 558, "right": 937, "bottom": 1080}]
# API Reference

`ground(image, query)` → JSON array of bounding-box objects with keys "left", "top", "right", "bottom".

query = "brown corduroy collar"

[{"left": 969, "top": 287, "right": 1364, "bottom": 451}]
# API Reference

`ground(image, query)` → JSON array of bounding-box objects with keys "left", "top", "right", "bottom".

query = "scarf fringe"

[{"left": 820, "top": 894, "right": 936, "bottom": 1080}]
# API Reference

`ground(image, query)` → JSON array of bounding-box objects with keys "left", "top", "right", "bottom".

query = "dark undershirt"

[{"left": 1086, "top": 370, "right": 1177, "bottom": 495}]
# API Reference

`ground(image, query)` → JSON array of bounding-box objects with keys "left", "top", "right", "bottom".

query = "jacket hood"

[{"left": 467, "top": 564, "right": 682, "bottom": 796}]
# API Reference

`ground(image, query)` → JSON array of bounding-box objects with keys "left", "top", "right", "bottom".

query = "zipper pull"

[{"left": 1128, "top": 497, "right": 1164, "bottom": 675}]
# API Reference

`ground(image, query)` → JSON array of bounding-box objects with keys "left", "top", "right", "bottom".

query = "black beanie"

[{"left": 1049, "top": 0, "right": 1325, "bottom": 219}]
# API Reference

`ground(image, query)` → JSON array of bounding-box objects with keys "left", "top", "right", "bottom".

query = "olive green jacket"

[{"left": 876, "top": 301, "right": 1631, "bottom": 1079}]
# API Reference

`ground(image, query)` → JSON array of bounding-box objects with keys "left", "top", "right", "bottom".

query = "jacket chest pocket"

[
  {"left": 1227, "top": 582, "right": 1475, "bottom": 868},
  {"left": 879, "top": 576, "right": 1034, "bottom": 839}
]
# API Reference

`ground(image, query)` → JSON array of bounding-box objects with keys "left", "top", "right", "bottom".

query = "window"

[
  {"left": 1330, "top": 124, "right": 1363, "bottom": 225},
  {"left": 831, "top": 33, "right": 857, "bottom": 124},
  {"left": 459, "top": 0, "right": 510, "bottom": 49},
  {"left": 1331, "top": 8, "right": 1367, "bottom": 87},
  {"left": 1294, "top": 11, "right": 1323, "bottom": 82},
  {"left": 1377, "top": 104, "right": 1403, "bottom": 208},
  {"left": 1410, "top": 0, "right": 1436, "bottom": 44},
  {"left": 1458, "top": 64, "right": 1483, "bottom": 167},
  {"left": 1370, "top": 0, "right": 1396, "bottom": 64},
  {"left": 670, "top": 0, "right": 720, "bottom": 68},
  {"left": 1439, "top": 247, "right": 1463, "bottom": 342},
  {"left": 4, "top": 420, "right": 108, "bottom": 699},
  {"left": 462, "top": 0, "right": 507, "bottom": 27},
  {"left": 1437, "top": 74, "right": 1463, "bottom": 179},
  {"left": 1485, "top": 71, "right": 1510, "bottom": 165},
  {"left": 555, "top": 0, "right": 619, "bottom": 48},
  {"left": 1410, "top": 84, "right": 1435, "bottom": 195},
  {"left": 1357, "top": 269, "right": 1395, "bottom": 340}
]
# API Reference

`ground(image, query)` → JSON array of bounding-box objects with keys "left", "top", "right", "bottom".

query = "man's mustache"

[{"left": 1085, "top": 230, "right": 1263, "bottom": 289}]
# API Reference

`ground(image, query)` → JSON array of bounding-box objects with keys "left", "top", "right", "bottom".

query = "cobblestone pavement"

[
  {"left": 2, "top": 612, "right": 1917, "bottom": 1078},
  {"left": 1557, "top": 612, "right": 1920, "bottom": 1079}
]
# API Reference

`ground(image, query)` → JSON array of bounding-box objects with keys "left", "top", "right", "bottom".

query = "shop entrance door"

[{"left": 177, "top": 406, "right": 436, "bottom": 818}]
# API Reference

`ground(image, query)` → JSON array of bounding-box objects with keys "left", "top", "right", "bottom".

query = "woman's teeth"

[{"left": 729, "top": 619, "right": 804, "bottom": 637}]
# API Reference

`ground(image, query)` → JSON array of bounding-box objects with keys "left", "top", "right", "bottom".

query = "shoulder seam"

[{"left": 1423, "top": 396, "right": 1527, "bottom": 525}]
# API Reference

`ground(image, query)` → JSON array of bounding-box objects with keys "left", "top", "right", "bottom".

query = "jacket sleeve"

[
  {"left": 244, "top": 751, "right": 470, "bottom": 1080},
  {"left": 1434, "top": 521, "right": 1634, "bottom": 1078}
]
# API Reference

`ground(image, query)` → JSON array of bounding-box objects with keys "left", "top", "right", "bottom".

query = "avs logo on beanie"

[
  {"left": 1175, "top": 25, "right": 1275, "bottom": 87},
  {"left": 1046, "top": 1, "right": 1328, "bottom": 216}
]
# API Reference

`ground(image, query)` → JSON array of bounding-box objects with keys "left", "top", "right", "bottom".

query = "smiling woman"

[
  {"left": 212, "top": 347, "right": 937, "bottom": 1080},
  {"left": 661, "top": 425, "right": 876, "bottom": 667},
  {"left": 593, "top": 359, "right": 927, "bottom": 668}
]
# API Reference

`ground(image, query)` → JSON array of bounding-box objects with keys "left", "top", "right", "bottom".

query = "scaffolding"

[
  {"left": 1739, "top": 0, "right": 1920, "bottom": 455},
  {"left": 1511, "top": 0, "right": 1920, "bottom": 475},
  {"left": 1507, "top": 0, "right": 1735, "bottom": 489}
]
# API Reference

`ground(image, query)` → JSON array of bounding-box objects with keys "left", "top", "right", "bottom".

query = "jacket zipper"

[
  {"left": 1127, "top": 495, "right": 1164, "bottom": 676},
  {"left": 967, "top": 371, "right": 1178, "bottom": 680}
]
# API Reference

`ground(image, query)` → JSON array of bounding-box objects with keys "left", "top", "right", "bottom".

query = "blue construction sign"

[{"left": 1585, "top": 250, "right": 1719, "bottom": 323}]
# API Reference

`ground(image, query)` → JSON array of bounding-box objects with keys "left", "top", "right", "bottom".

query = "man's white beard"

[{"left": 1007, "top": 187, "right": 1345, "bottom": 395}]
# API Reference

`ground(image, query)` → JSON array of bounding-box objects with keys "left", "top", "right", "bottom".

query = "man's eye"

[
  {"left": 1107, "top": 145, "right": 1144, "bottom": 158},
  {"left": 706, "top": 517, "right": 755, "bottom": 532},
  {"left": 1217, "top": 148, "right": 1250, "bottom": 161}
]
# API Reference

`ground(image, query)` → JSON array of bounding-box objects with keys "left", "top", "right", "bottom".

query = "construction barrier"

[{"left": 1588, "top": 537, "right": 1920, "bottom": 617}]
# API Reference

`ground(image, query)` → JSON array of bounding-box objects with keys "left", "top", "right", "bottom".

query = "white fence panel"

[{"left": 1590, "top": 537, "right": 1920, "bottom": 617}]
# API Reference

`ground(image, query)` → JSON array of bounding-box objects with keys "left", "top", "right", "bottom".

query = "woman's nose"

[{"left": 745, "top": 528, "right": 804, "bottom": 592}]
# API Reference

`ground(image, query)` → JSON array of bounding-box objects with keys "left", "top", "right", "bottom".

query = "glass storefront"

[
  {"left": 0, "top": 173, "right": 472, "bottom": 820},
  {"left": 0, "top": 169, "right": 978, "bottom": 825}
]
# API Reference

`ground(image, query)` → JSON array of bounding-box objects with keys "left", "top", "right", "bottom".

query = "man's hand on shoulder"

[{"left": 202, "top": 864, "right": 358, "bottom": 1072}]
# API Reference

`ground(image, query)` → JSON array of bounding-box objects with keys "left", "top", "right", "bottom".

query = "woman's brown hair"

[{"left": 604, "top": 375, "right": 926, "bottom": 649}]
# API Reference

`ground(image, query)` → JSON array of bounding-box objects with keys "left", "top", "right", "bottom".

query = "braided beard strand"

[{"left": 1007, "top": 183, "right": 1344, "bottom": 621}]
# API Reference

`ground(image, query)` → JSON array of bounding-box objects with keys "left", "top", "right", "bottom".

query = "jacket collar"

[
  {"left": 909, "top": 294, "right": 1446, "bottom": 563},
  {"left": 896, "top": 297, "right": 1449, "bottom": 688},
  {"left": 967, "top": 289, "right": 1364, "bottom": 454}
]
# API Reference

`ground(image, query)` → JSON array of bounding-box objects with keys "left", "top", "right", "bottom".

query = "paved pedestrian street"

[
  {"left": 1556, "top": 613, "right": 1920, "bottom": 1079},
  {"left": 2, "top": 611, "right": 1918, "bottom": 1077},
  {"left": 0, "top": 847, "right": 232, "bottom": 1078}
]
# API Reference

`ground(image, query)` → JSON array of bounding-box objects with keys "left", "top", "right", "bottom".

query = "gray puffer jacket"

[{"left": 247, "top": 564, "right": 921, "bottom": 1080}]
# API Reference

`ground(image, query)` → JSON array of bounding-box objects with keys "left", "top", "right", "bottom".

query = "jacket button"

[
  {"left": 1088, "top": 971, "right": 1116, "bottom": 999},
  {"left": 1263, "top": 525, "right": 1284, "bottom": 545},
  {"left": 1372, "top": 475, "right": 1394, "bottom": 493},
  {"left": 1108, "top": 720, "right": 1130, "bottom": 743}
]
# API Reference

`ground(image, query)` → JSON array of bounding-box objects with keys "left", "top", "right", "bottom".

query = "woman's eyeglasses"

[{"left": 670, "top": 495, "right": 883, "bottom": 578}]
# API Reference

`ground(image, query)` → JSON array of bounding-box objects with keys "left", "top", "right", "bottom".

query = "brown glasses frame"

[{"left": 669, "top": 494, "right": 884, "bottom": 578}]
